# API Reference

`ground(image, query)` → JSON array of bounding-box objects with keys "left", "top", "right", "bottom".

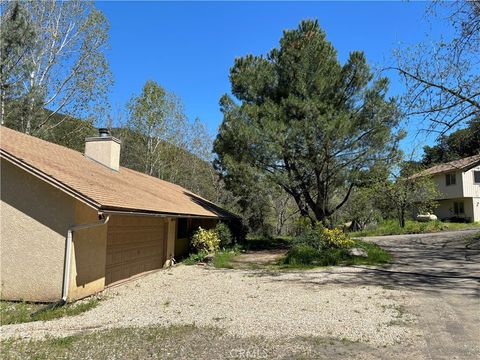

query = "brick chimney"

[{"left": 85, "top": 128, "right": 121, "bottom": 171}]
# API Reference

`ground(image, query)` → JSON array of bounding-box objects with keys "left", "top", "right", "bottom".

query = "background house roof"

[
  {"left": 0, "top": 126, "right": 234, "bottom": 219},
  {"left": 417, "top": 154, "right": 480, "bottom": 177}
]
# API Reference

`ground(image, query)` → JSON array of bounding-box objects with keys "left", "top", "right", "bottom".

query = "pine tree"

[
  {"left": 214, "top": 20, "right": 402, "bottom": 224},
  {"left": 0, "top": 1, "right": 35, "bottom": 125}
]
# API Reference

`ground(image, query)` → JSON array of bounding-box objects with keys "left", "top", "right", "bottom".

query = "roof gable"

[{"left": 417, "top": 154, "right": 480, "bottom": 177}]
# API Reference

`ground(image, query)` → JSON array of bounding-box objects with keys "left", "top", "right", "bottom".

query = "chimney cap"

[{"left": 98, "top": 128, "right": 110, "bottom": 138}]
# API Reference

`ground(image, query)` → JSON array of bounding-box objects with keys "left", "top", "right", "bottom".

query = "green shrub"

[
  {"left": 317, "top": 248, "right": 349, "bottom": 266},
  {"left": 191, "top": 227, "right": 220, "bottom": 253},
  {"left": 321, "top": 228, "right": 355, "bottom": 248},
  {"left": 183, "top": 250, "right": 209, "bottom": 265},
  {"left": 284, "top": 232, "right": 392, "bottom": 267},
  {"left": 215, "top": 222, "right": 233, "bottom": 248},
  {"left": 292, "top": 221, "right": 354, "bottom": 251},
  {"left": 284, "top": 244, "right": 320, "bottom": 265}
]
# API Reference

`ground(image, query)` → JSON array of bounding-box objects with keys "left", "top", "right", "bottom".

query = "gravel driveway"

[
  {"left": 1, "top": 229, "right": 479, "bottom": 359},
  {"left": 0, "top": 266, "right": 415, "bottom": 347}
]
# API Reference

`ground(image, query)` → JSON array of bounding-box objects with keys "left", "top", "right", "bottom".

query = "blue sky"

[{"left": 96, "top": 1, "right": 451, "bottom": 157}]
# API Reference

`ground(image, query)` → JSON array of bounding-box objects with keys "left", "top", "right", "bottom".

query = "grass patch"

[
  {"left": 281, "top": 240, "right": 391, "bottom": 268},
  {"left": 182, "top": 248, "right": 241, "bottom": 269},
  {"left": 182, "top": 234, "right": 391, "bottom": 271},
  {"left": 350, "top": 219, "right": 480, "bottom": 237},
  {"left": 0, "top": 298, "right": 99, "bottom": 325},
  {"left": 242, "top": 235, "right": 292, "bottom": 251},
  {"left": 212, "top": 249, "right": 239, "bottom": 269},
  {"left": 0, "top": 324, "right": 378, "bottom": 360},
  {"left": 1, "top": 324, "right": 209, "bottom": 360},
  {"left": 345, "top": 241, "right": 393, "bottom": 265}
]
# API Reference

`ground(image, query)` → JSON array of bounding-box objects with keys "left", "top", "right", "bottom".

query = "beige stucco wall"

[
  {"left": 84, "top": 138, "right": 121, "bottom": 171},
  {"left": 67, "top": 202, "right": 107, "bottom": 301},
  {"left": 1, "top": 159, "right": 75, "bottom": 302},
  {"left": 1, "top": 157, "right": 221, "bottom": 301}
]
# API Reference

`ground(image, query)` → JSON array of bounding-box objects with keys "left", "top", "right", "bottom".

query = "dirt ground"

[{"left": 229, "top": 249, "right": 287, "bottom": 268}]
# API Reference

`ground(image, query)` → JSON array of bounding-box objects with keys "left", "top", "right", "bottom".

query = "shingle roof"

[
  {"left": 0, "top": 126, "right": 234, "bottom": 219},
  {"left": 417, "top": 154, "right": 480, "bottom": 177}
]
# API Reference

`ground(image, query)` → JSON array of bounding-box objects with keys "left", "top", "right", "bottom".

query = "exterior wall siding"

[
  {"left": 432, "top": 166, "right": 480, "bottom": 222},
  {"left": 0, "top": 160, "right": 75, "bottom": 302},
  {"left": 462, "top": 166, "right": 480, "bottom": 198},
  {"left": 472, "top": 197, "right": 480, "bottom": 222},
  {"left": 67, "top": 202, "right": 108, "bottom": 301},
  {"left": 105, "top": 215, "right": 172, "bottom": 286},
  {"left": 434, "top": 198, "right": 476, "bottom": 222},
  {"left": 433, "top": 171, "right": 464, "bottom": 199},
  {"left": 464, "top": 197, "right": 475, "bottom": 222}
]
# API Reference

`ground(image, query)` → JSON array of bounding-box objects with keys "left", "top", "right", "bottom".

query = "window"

[
  {"left": 474, "top": 171, "right": 480, "bottom": 184},
  {"left": 445, "top": 173, "right": 456, "bottom": 186},
  {"left": 453, "top": 201, "right": 464, "bottom": 215}
]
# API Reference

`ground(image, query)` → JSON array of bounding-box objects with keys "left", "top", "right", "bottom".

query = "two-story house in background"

[{"left": 419, "top": 154, "right": 480, "bottom": 222}]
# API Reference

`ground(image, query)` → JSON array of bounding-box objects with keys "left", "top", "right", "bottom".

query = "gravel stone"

[{"left": 0, "top": 265, "right": 416, "bottom": 346}]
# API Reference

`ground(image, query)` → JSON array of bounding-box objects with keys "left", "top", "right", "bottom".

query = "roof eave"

[{"left": 99, "top": 206, "right": 236, "bottom": 220}]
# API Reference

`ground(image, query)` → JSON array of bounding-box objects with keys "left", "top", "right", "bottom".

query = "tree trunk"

[{"left": 399, "top": 208, "right": 406, "bottom": 228}]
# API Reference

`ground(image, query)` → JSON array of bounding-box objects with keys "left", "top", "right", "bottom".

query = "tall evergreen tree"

[
  {"left": 0, "top": 1, "right": 35, "bottom": 125},
  {"left": 214, "top": 20, "right": 402, "bottom": 224}
]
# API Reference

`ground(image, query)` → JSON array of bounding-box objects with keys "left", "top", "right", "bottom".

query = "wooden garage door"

[{"left": 105, "top": 216, "right": 167, "bottom": 286}]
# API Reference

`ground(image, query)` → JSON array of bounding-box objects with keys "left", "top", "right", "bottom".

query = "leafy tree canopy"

[
  {"left": 375, "top": 162, "right": 439, "bottom": 228},
  {"left": 422, "top": 117, "right": 480, "bottom": 165},
  {"left": 214, "top": 20, "right": 403, "bottom": 224},
  {"left": 1, "top": 0, "right": 112, "bottom": 139}
]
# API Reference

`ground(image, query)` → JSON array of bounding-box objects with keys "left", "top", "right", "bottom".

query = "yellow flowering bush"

[
  {"left": 292, "top": 219, "right": 354, "bottom": 250},
  {"left": 321, "top": 228, "right": 355, "bottom": 249},
  {"left": 191, "top": 227, "right": 220, "bottom": 253}
]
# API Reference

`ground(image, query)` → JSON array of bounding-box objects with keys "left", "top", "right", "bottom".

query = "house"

[
  {"left": 417, "top": 154, "right": 480, "bottom": 222},
  {"left": 0, "top": 126, "right": 235, "bottom": 302}
]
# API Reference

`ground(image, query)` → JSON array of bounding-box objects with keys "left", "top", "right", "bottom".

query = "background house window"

[
  {"left": 453, "top": 201, "right": 464, "bottom": 215},
  {"left": 474, "top": 170, "right": 480, "bottom": 184},
  {"left": 445, "top": 173, "right": 456, "bottom": 186}
]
